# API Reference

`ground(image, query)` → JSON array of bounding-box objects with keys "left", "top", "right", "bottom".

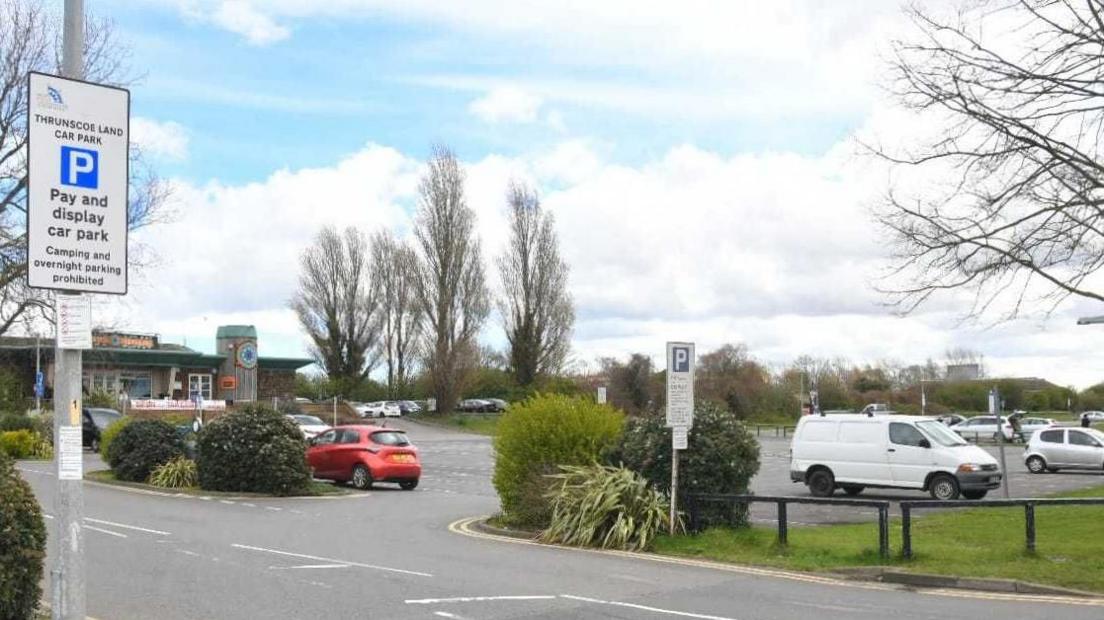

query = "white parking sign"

[
  {"left": 27, "top": 72, "right": 129, "bottom": 294},
  {"left": 666, "top": 342, "right": 694, "bottom": 428}
]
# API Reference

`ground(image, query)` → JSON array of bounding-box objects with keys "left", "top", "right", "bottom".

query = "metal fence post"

[
  {"left": 1025, "top": 503, "right": 1036, "bottom": 553},
  {"left": 777, "top": 500, "right": 788, "bottom": 546},
  {"left": 902, "top": 504, "right": 912, "bottom": 559},
  {"left": 878, "top": 505, "right": 889, "bottom": 559}
]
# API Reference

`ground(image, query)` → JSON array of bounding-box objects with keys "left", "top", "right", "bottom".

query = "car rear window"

[
  {"left": 370, "top": 431, "right": 410, "bottom": 446},
  {"left": 1039, "top": 429, "right": 1063, "bottom": 444},
  {"left": 88, "top": 409, "right": 121, "bottom": 429}
]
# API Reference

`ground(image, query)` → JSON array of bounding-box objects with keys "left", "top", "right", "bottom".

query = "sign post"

[
  {"left": 27, "top": 3, "right": 130, "bottom": 618},
  {"left": 666, "top": 342, "right": 694, "bottom": 535},
  {"left": 989, "top": 387, "right": 1011, "bottom": 498}
]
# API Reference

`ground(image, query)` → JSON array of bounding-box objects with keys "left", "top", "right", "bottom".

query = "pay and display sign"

[
  {"left": 666, "top": 342, "right": 694, "bottom": 428},
  {"left": 27, "top": 72, "right": 129, "bottom": 294}
]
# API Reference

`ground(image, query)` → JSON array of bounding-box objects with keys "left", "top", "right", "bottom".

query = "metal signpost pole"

[
  {"left": 53, "top": 4, "right": 86, "bottom": 618},
  {"left": 665, "top": 342, "right": 694, "bottom": 535},
  {"left": 991, "top": 387, "right": 1010, "bottom": 498}
]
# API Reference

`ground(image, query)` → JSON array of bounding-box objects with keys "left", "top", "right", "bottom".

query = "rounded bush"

[
  {"left": 493, "top": 394, "right": 624, "bottom": 527},
  {"left": 0, "top": 415, "right": 35, "bottom": 432},
  {"left": 0, "top": 430, "right": 36, "bottom": 459},
  {"left": 99, "top": 416, "right": 132, "bottom": 460},
  {"left": 610, "top": 402, "right": 760, "bottom": 528},
  {"left": 108, "top": 420, "right": 184, "bottom": 482},
  {"left": 0, "top": 452, "right": 47, "bottom": 620},
  {"left": 195, "top": 403, "right": 310, "bottom": 495}
]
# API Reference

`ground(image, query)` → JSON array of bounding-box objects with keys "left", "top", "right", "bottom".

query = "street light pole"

[{"left": 53, "top": 3, "right": 86, "bottom": 620}]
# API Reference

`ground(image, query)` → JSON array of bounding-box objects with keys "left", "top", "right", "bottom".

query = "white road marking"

[
  {"left": 84, "top": 525, "right": 127, "bottom": 538},
  {"left": 560, "top": 594, "right": 738, "bottom": 620},
  {"left": 219, "top": 500, "right": 235, "bottom": 505},
  {"left": 43, "top": 513, "right": 55, "bottom": 519},
  {"left": 241, "top": 503, "right": 256, "bottom": 508},
  {"left": 406, "top": 596, "right": 556, "bottom": 605},
  {"left": 433, "top": 612, "right": 469, "bottom": 619},
  {"left": 269, "top": 564, "right": 350, "bottom": 570},
  {"left": 231, "top": 544, "right": 433, "bottom": 578},
  {"left": 174, "top": 549, "right": 201, "bottom": 557},
  {"left": 85, "top": 517, "right": 171, "bottom": 536},
  {"left": 264, "top": 507, "right": 282, "bottom": 512}
]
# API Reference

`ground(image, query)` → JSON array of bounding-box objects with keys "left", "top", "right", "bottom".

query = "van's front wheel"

[
  {"left": 929, "top": 474, "right": 960, "bottom": 500},
  {"left": 807, "top": 469, "right": 835, "bottom": 497}
]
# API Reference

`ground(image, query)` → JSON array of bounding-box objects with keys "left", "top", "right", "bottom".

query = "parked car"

[
  {"left": 937, "top": 414, "right": 966, "bottom": 426},
  {"left": 360, "top": 401, "right": 401, "bottom": 418},
  {"left": 1080, "top": 411, "right": 1104, "bottom": 422},
  {"left": 287, "top": 414, "right": 330, "bottom": 439},
  {"left": 953, "top": 416, "right": 1015, "bottom": 441},
  {"left": 859, "top": 403, "right": 896, "bottom": 415},
  {"left": 396, "top": 400, "right": 422, "bottom": 415},
  {"left": 1024, "top": 428, "right": 1104, "bottom": 473},
  {"left": 790, "top": 413, "right": 1001, "bottom": 500},
  {"left": 1013, "top": 416, "right": 1057, "bottom": 439},
  {"left": 81, "top": 407, "right": 122, "bottom": 452},
  {"left": 294, "top": 397, "right": 313, "bottom": 404},
  {"left": 306, "top": 425, "right": 420, "bottom": 490},
  {"left": 456, "top": 398, "right": 492, "bottom": 412},
  {"left": 482, "top": 398, "right": 509, "bottom": 412}
]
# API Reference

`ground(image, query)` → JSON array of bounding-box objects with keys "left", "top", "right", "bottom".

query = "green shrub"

[
  {"left": 107, "top": 420, "right": 184, "bottom": 482},
  {"left": 0, "top": 451, "right": 47, "bottom": 620},
  {"left": 542, "top": 464, "right": 672, "bottom": 551},
  {"left": 32, "top": 413, "right": 52, "bottom": 446},
  {"left": 149, "top": 457, "right": 199, "bottom": 488},
  {"left": 610, "top": 402, "right": 760, "bottom": 529},
  {"left": 84, "top": 389, "right": 118, "bottom": 409},
  {"left": 99, "top": 416, "right": 132, "bottom": 460},
  {"left": 0, "top": 414, "right": 35, "bottom": 432},
  {"left": 195, "top": 403, "right": 310, "bottom": 495},
  {"left": 493, "top": 394, "right": 624, "bottom": 527},
  {"left": 30, "top": 435, "right": 52, "bottom": 460},
  {"left": 0, "top": 430, "right": 36, "bottom": 459}
]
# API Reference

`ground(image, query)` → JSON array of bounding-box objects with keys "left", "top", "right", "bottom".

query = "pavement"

[{"left": 18, "top": 419, "right": 1104, "bottom": 619}]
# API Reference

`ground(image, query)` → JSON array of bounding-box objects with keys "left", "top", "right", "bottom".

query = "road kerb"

[{"left": 451, "top": 516, "right": 1104, "bottom": 607}]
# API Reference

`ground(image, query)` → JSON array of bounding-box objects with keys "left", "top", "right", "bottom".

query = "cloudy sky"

[{"left": 80, "top": 0, "right": 1104, "bottom": 388}]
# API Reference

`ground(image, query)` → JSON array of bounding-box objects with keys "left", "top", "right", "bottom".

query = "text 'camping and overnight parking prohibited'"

[
  {"left": 666, "top": 342, "right": 694, "bottom": 428},
  {"left": 27, "top": 72, "right": 129, "bottom": 294}
]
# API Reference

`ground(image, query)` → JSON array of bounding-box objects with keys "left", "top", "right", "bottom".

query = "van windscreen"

[{"left": 916, "top": 420, "right": 967, "bottom": 447}]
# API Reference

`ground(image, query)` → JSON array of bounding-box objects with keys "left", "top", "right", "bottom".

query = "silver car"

[{"left": 1024, "top": 428, "right": 1104, "bottom": 473}]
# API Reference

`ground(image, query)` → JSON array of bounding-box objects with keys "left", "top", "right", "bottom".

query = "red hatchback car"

[{"left": 306, "top": 425, "right": 421, "bottom": 490}]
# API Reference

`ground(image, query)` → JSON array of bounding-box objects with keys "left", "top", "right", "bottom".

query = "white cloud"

[
  {"left": 211, "top": 1, "right": 290, "bottom": 45},
  {"left": 130, "top": 117, "right": 190, "bottom": 160},
  {"left": 468, "top": 87, "right": 543, "bottom": 124}
]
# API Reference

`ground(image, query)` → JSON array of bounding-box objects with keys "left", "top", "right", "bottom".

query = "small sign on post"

[
  {"left": 596, "top": 386, "right": 607, "bottom": 404},
  {"left": 666, "top": 342, "right": 695, "bottom": 535},
  {"left": 56, "top": 292, "right": 92, "bottom": 349}
]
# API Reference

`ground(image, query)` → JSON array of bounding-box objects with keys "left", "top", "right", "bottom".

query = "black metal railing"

[
  {"left": 752, "top": 425, "right": 797, "bottom": 438},
  {"left": 899, "top": 498, "right": 1104, "bottom": 558},
  {"left": 686, "top": 494, "right": 892, "bottom": 558}
]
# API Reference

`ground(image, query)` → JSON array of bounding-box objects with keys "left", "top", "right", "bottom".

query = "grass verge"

[
  {"left": 415, "top": 413, "right": 501, "bottom": 436},
  {"left": 653, "top": 484, "right": 1104, "bottom": 594},
  {"left": 86, "top": 469, "right": 351, "bottom": 497}
]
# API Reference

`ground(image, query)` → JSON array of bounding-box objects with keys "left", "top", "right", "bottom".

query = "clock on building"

[{"left": 236, "top": 342, "right": 258, "bottom": 369}]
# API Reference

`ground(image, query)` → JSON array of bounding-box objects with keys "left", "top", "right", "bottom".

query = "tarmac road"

[{"left": 18, "top": 419, "right": 1104, "bottom": 619}]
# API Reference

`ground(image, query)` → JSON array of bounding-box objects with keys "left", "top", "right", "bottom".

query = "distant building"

[
  {"left": 945, "top": 363, "right": 981, "bottom": 382},
  {"left": 0, "top": 325, "right": 311, "bottom": 406}
]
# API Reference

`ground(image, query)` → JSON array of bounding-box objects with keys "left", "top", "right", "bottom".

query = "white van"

[{"left": 790, "top": 414, "right": 1001, "bottom": 500}]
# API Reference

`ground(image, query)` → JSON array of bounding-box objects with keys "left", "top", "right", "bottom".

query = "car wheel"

[
  {"left": 929, "top": 473, "right": 960, "bottom": 500},
  {"left": 351, "top": 464, "right": 373, "bottom": 490},
  {"left": 840, "top": 485, "right": 864, "bottom": 496},
  {"left": 1026, "top": 455, "right": 1047, "bottom": 474},
  {"left": 962, "top": 490, "right": 988, "bottom": 500},
  {"left": 807, "top": 469, "right": 835, "bottom": 497},
  {"left": 399, "top": 480, "right": 418, "bottom": 491}
]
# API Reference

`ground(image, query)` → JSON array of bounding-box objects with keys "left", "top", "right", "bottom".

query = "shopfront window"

[
  {"left": 119, "top": 371, "right": 152, "bottom": 399},
  {"left": 188, "top": 374, "right": 212, "bottom": 400},
  {"left": 82, "top": 371, "right": 117, "bottom": 395}
]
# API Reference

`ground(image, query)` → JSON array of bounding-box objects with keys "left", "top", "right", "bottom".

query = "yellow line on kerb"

[{"left": 447, "top": 517, "right": 1104, "bottom": 608}]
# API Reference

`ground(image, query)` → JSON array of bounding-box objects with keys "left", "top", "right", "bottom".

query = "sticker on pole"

[
  {"left": 665, "top": 342, "right": 694, "bottom": 428},
  {"left": 672, "top": 426, "right": 688, "bottom": 450},
  {"left": 58, "top": 426, "right": 83, "bottom": 480},
  {"left": 56, "top": 292, "right": 92, "bottom": 349},
  {"left": 27, "top": 72, "right": 129, "bottom": 295}
]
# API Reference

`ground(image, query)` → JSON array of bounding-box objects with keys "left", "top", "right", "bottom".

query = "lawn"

[
  {"left": 653, "top": 484, "right": 1104, "bottom": 593},
  {"left": 417, "top": 413, "right": 501, "bottom": 436},
  {"left": 86, "top": 469, "right": 351, "bottom": 497}
]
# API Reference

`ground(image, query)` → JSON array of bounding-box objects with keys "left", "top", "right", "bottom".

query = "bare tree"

[
  {"left": 1, "top": 0, "right": 170, "bottom": 334},
  {"left": 874, "top": 1, "right": 1104, "bottom": 320},
  {"left": 497, "top": 181, "right": 573, "bottom": 387},
  {"left": 412, "top": 146, "right": 489, "bottom": 414},
  {"left": 370, "top": 230, "right": 422, "bottom": 398},
  {"left": 291, "top": 226, "right": 380, "bottom": 392}
]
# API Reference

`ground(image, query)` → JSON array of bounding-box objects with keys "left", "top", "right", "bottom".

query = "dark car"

[
  {"left": 456, "top": 398, "right": 492, "bottom": 412},
  {"left": 306, "top": 425, "right": 420, "bottom": 490},
  {"left": 81, "top": 407, "right": 122, "bottom": 452},
  {"left": 396, "top": 400, "right": 422, "bottom": 415},
  {"left": 483, "top": 398, "right": 509, "bottom": 412}
]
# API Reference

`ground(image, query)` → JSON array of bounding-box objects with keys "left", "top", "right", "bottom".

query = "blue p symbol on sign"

[
  {"left": 60, "top": 146, "right": 98, "bottom": 189},
  {"left": 672, "top": 346, "right": 691, "bottom": 372}
]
